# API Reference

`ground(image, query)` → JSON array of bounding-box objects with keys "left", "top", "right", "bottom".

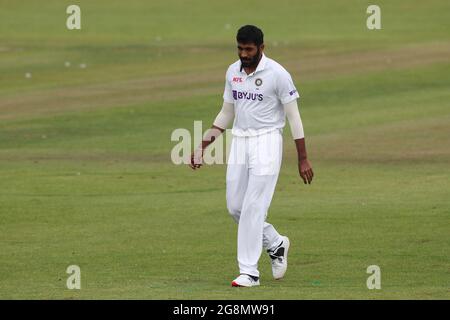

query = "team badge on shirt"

[{"left": 255, "top": 78, "right": 263, "bottom": 86}]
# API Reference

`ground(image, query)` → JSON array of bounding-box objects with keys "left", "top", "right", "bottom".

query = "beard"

[{"left": 240, "top": 49, "right": 262, "bottom": 68}]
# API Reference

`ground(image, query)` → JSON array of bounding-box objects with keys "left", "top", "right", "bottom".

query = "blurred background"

[{"left": 0, "top": 0, "right": 449, "bottom": 299}]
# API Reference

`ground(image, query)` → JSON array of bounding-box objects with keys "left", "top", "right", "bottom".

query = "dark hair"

[{"left": 236, "top": 25, "right": 264, "bottom": 46}]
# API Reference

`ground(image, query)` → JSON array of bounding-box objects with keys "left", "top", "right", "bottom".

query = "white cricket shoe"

[
  {"left": 231, "top": 274, "right": 260, "bottom": 287},
  {"left": 268, "top": 236, "right": 290, "bottom": 280}
]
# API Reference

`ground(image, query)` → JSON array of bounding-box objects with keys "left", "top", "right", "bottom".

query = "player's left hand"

[{"left": 298, "top": 159, "right": 314, "bottom": 184}]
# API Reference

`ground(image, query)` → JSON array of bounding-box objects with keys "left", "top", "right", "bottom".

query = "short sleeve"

[
  {"left": 223, "top": 67, "right": 234, "bottom": 104},
  {"left": 276, "top": 69, "right": 300, "bottom": 105}
]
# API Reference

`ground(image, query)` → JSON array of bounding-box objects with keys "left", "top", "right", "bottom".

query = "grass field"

[{"left": 0, "top": 0, "right": 449, "bottom": 299}]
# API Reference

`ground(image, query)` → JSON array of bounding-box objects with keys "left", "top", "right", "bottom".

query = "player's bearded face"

[{"left": 238, "top": 44, "right": 262, "bottom": 68}]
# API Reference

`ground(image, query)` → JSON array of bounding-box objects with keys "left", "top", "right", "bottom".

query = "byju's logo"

[{"left": 232, "top": 90, "right": 263, "bottom": 101}]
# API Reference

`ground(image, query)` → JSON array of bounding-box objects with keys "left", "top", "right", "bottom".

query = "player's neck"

[{"left": 243, "top": 66, "right": 256, "bottom": 75}]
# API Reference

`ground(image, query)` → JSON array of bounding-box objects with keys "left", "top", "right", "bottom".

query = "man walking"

[{"left": 189, "top": 25, "right": 314, "bottom": 287}]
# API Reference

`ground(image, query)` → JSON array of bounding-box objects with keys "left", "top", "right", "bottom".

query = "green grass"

[{"left": 0, "top": 0, "right": 449, "bottom": 299}]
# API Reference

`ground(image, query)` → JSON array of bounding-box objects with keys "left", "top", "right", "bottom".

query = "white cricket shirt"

[{"left": 223, "top": 53, "right": 300, "bottom": 136}]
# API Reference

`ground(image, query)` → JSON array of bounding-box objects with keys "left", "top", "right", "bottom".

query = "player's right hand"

[{"left": 189, "top": 149, "right": 203, "bottom": 170}]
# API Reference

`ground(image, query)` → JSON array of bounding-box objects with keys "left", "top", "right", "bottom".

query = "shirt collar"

[{"left": 255, "top": 53, "right": 267, "bottom": 73}]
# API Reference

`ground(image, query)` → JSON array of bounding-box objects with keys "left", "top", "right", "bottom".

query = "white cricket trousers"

[{"left": 226, "top": 129, "right": 284, "bottom": 278}]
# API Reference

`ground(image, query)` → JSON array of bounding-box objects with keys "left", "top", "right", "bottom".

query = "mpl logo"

[{"left": 232, "top": 77, "right": 243, "bottom": 83}]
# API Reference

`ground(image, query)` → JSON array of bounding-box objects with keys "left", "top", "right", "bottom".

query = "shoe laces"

[{"left": 268, "top": 246, "right": 285, "bottom": 262}]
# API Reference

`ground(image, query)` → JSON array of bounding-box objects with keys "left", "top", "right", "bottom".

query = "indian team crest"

[{"left": 255, "top": 78, "right": 263, "bottom": 86}]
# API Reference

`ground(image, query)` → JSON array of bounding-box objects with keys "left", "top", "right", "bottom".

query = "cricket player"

[{"left": 189, "top": 25, "right": 314, "bottom": 287}]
